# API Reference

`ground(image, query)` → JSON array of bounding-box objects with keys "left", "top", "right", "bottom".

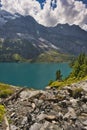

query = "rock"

[
  {"left": 45, "top": 86, "right": 51, "bottom": 90},
  {"left": 37, "top": 100, "right": 44, "bottom": 107},
  {"left": 21, "top": 116, "right": 27, "bottom": 125},
  {"left": 82, "top": 120, "right": 87, "bottom": 126},
  {"left": 58, "top": 112, "right": 63, "bottom": 120},
  {"left": 10, "top": 112, "right": 16, "bottom": 118},
  {"left": 32, "top": 103, "right": 36, "bottom": 110},
  {"left": 60, "top": 100, "right": 68, "bottom": 108},
  {"left": 20, "top": 90, "right": 31, "bottom": 101},
  {"left": 82, "top": 104, "right": 87, "bottom": 113},
  {"left": 70, "top": 98, "right": 78, "bottom": 107},
  {"left": 27, "top": 112, "right": 32, "bottom": 123},
  {"left": 63, "top": 107, "right": 77, "bottom": 120},
  {"left": 82, "top": 126, "right": 87, "bottom": 130},
  {"left": 1, "top": 80, "right": 87, "bottom": 130},
  {"left": 10, "top": 125, "right": 18, "bottom": 130},
  {"left": 82, "top": 96, "right": 87, "bottom": 103},
  {"left": 37, "top": 114, "right": 47, "bottom": 121},
  {"left": 82, "top": 83, "right": 87, "bottom": 92},
  {"left": 48, "top": 125, "right": 63, "bottom": 130},
  {"left": 45, "top": 115, "right": 58, "bottom": 121},
  {"left": 29, "top": 123, "right": 42, "bottom": 130}
]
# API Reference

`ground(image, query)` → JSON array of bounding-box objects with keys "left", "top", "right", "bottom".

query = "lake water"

[{"left": 0, "top": 63, "right": 71, "bottom": 89}]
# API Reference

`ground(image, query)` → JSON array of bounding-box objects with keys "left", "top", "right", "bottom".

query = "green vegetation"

[
  {"left": 0, "top": 105, "right": 6, "bottom": 122},
  {"left": 0, "top": 83, "right": 16, "bottom": 122},
  {"left": 0, "top": 83, "right": 15, "bottom": 98},
  {"left": 71, "top": 87, "right": 83, "bottom": 98},
  {"left": 36, "top": 50, "right": 73, "bottom": 62},
  {"left": 0, "top": 38, "right": 74, "bottom": 62},
  {"left": 50, "top": 53, "right": 87, "bottom": 88},
  {"left": 56, "top": 70, "right": 62, "bottom": 81},
  {"left": 12, "top": 53, "right": 27, "bottom": 62},
  {"left": 70, "top": 53, "right": 87, "bottom": 79}
]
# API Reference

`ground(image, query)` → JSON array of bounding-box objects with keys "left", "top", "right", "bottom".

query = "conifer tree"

[{"left": 56, "top": 70, "right": 62, "bottom": 81}]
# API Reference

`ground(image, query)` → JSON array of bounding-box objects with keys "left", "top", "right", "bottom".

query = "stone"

[
  {"left": 27, "top": 113, "right": 32, "bottom": 123},
  {"left": 21, "top": 116, "right": 27, "bottom": 125},
  {"left": 82, "top": 104, "right": 87, "bottom": 113},
  {"left": 10, "top": 112, "right": 16, "bottom": 118},
  {"left": 82, "top": 126, "right": 87, "bottom": 130},
  {"left": 29, "top": 123, "right": 42, "bottom": 130},
  {"left": 10, "top": 125, "right": 18, "bottom": 130},
  {"left": 32, "top": 103, "right": 36, "bottom": 109},
  {"left": 82, "top": 120, "right": 87, "bottom": 126},
  {"left": 37, "top": 114, "right": 47, "bottom": 121},
  {"left": 63, "top": 107, "right": 77, "bottom": 120},
  {"left": 70, "top": 98, "right": 78, "bottom": 107},
  {"left": 1, "top": 80, "right": 87, "bottom": 130}
]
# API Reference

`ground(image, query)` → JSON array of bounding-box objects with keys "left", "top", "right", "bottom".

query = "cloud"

[
  {"left": 1, "top": 0, "right": 41, "bottom": 16},
  {"left": 1, "top": 0, "right": 87, "bottom": 30}
]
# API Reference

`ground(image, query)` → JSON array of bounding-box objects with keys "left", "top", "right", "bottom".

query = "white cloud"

[
  {"left": 1, "top": 0, "right": 41, "bottom": 16},
  {"left": 1, "top": 0, "right": 87, "bottom": 30}
]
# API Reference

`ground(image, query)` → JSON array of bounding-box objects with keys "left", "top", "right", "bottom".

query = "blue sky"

[
  {"left": 37, "top": 0, "right": 57, "bottom": 9},
  {"left": 37, "top": 0, "right": 87, "bottom": 4},
  {"left": 78, "top": 0, "right": 87, "bottom": 4},
  {"left": 36, "top": 0, "right": 87, "bottom": 9}
]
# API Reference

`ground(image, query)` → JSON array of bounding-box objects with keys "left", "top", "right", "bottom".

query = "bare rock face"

[{"left": 0, "top": 80, "right": 87, "bottom": 130}]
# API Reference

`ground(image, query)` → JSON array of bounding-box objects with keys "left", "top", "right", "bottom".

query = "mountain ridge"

[{"left": 0, "top": 11, "right": 87, "bottom": 62}]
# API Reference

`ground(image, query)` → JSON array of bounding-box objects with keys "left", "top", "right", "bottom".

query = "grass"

[
  {"left": 0, "top": 105, "right": 6, "bottom": 122},
  {"left": 72, "top": 87, "right": 83, "bottom": 98},
  {"left": 0, "top": 83, "right": 16, "bottom": 122},
  {"left": 50, "top": 76, "right": 87, "bottom": 89},
  {"left": 36, "top": 50, "right": 73, "bottom": 62},
  {"left": 0, "top": 83, "right": 15, "bottom": 98}
]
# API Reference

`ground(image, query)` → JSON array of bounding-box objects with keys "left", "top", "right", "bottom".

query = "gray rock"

[
  {"left": 64, "top": 107, "right": 77, "bottom": 120},
  {"left": 70, "top": 98, "right": 78, "bottom": 107},
  {"left": 82, "top": 104, "right": 87, "bottom": 113},
  {"left": 4, "top": 80, "right": 87, "bottom": 130},
  {"left": 29, "top": 123, "right": 42, "bottom": 130},
  {"left": 37, "top": 114, "right": 47, "bottom": 121},
  {"left": 82, "top": 126, "right": 87, "bottom": 130},
  {"left": 10, "top": 125, "right": 18, "bottom": 130},
  {"left": 21, "top": 116, "right": 27, "bottom": 125},
  {"left": 82, "top": 120, "right": 87, "bottom": 126}
]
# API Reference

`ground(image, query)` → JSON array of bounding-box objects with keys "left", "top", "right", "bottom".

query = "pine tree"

[
  {"left": 56, "top": 70, "right": 62, "bottom": 81},
  {"left": 70, "top": 53, "right": 87, "bottom": 79}
]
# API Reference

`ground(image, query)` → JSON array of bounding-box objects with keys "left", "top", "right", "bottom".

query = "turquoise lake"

[{"left": 0, "top": 63, "right": 71, "bottom": 89}]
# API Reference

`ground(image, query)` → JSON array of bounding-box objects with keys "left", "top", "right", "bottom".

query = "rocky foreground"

[{"left": 1, "top": 80, "right": 87, "bottom": 130}]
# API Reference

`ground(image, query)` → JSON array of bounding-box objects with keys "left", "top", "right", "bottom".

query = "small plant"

[
  {"left": 72, "top": 87, "right": 83, "bottom": 98},
  {"left": 48, "top": 80, "right": 54, "bottom": 85},
  {"left": 0, "top": 105, "right": 6, "bottom": 122},
  {"left": 0, "top": 83, "right": 15, "bottom": 98},
  {"left": 0, "top": 89, "right": 14, "bottom": 98}
]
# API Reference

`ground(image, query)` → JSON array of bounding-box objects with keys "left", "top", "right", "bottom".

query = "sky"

[{"left": 0, "top": 0, "right": 87, "bottom": 31}]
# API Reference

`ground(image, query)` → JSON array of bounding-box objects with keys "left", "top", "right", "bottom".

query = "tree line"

[{"left": 56, "top": 53, "right": 87, "bottom": 81}]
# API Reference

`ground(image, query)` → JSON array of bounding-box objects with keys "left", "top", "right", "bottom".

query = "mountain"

[
  {"left": 0, "top": 11, "right": 87, "bottom": 62},
  {"left": 0, "top": 10, "right": 14, "bottom": 26},
  {"left": 0, "top": 10, "right": 21, "bottom": 27}
]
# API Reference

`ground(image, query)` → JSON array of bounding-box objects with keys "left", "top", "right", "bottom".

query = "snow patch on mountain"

[
  {"left": 39, "top": 37, "right": 59, "bottom": 50},
  {"left": 0, "top": 10, "right": 20, "bottom": 26}
]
